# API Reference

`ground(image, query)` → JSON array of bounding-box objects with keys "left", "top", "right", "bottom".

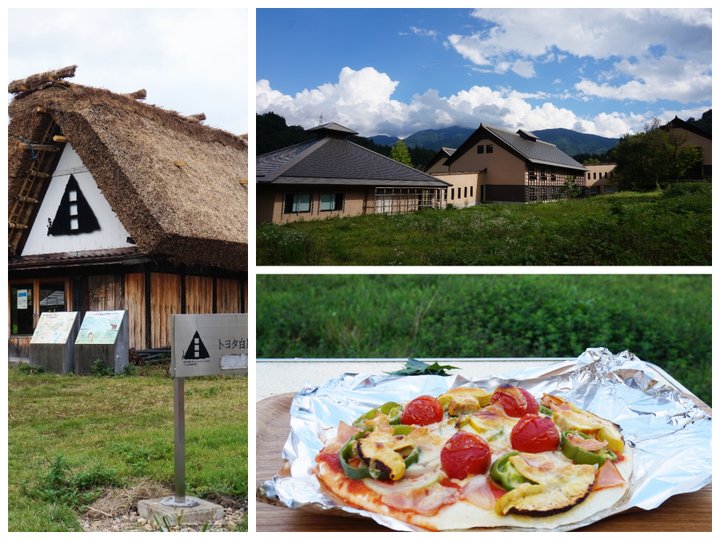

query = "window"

[
  {"left": 10, "top": 280, "right": 67, "bottom": 335},
  {"left": 10, "top": 284, "right": 33, "bottom": 335},
  {"left": 450, "top": 188, "right": 454, "bottom": 200},
  {"left": 477, "top": 145, "right": 485, "bottom": 154},
  {"left": 320, "top": 193, "right": 344, "bottom": 212},
  {"left": 464, "top": 186, "right": 468, "bottom": 198},
  {"left": 284, "top": 193, "right": 311, "bottom": 214},
  {"left": 470, "top": 186, "right": 474, "bottom": 198},
  {"left": 486, "top": 144, "right": 493, "bottom": 153}
]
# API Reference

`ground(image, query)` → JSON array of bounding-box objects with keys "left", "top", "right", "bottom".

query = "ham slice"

[
  {"left": 593, "top": 460, "right": 626, "bottom": 491},
  {"left": 336, "top": 421, "right": 361, "bottom": 445},
  {"left": 381, "top": 483, "right": 460, "bottom": 516},
  {"left": 566, "top": 432, "right": 608, "bottom": 452}
]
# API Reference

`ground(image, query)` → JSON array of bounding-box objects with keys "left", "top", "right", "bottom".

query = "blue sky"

[{"left": 257, "top": 8, "right": 712, "bottom": 138}]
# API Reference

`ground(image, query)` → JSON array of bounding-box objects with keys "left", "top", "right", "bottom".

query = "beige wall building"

[
  {"left": 257, "top": 123, "right": 449, "bottom": 224},
  {"left": 584, "top": 163, "right": 617, "bottom": 194},
  {"left": 428, "top": 124, "right": 587, "bottom": 203},
  {"left": 666, "top": 117, "right": 712, "bottom": 178}
]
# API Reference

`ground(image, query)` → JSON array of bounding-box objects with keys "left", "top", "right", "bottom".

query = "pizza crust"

[{"left": 317, "top": 446, "right": 632, "bottom": 531}]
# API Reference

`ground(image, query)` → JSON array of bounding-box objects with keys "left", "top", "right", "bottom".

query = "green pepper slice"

[
  {"left": 489, "top": 452, "right": 531, "bottom": 491},
  {"left": 352, "top": 401, "right": 403, "bottom": 426},
  {"left": 561, "top": 430, "right": 616, "bottom": 465},
  {"left": 338, "top": 434, "right": 421, "bottom": 481},
  {"left": 339, "top": 437, "right": 371, "bottom": 479}
]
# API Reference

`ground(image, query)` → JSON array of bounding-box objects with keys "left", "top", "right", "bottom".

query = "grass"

[
  {"left": 257, "top": 185, "right": 711, "bottom": 265},
  {"left": 257, "top": 275, "right": 711, "bottom": 406},
  {"left": 8, "top": 365, "right": 248, "bottom": 531}
]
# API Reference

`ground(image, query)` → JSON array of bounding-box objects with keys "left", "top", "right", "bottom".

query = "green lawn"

[
  {"left": 8, "top": 365, "right": 248, "bottom": 531},
  {"left": 257, "top": 275, "right": 711, "bottom": 406},
  {"left": 257, "top": 185, "right": 711, "bottom": 265}
]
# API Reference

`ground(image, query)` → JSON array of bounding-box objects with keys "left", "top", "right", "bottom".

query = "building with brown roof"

[
  {"left": 257, "top": 122, "right": 449, "bottom": 223},
  {"left": 427, "top": 124, "right": 587, "bottom": 204},
  {"left": 8, "top": 66, "right": 248, "bottom": 359},
  {"left": 664, "top": 116, "right": 712, "bottom": 179}
]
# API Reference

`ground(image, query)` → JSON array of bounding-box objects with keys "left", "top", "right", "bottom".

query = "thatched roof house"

[
  {"left": 9, "top": 65, "right": 248, "bottom": 270},
  {"left": 8, "top": 66, "right": 248, "bottom": 360}
]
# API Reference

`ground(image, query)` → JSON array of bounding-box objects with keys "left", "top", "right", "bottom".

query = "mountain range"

[{"left": 371, "top": 126, "right": 621, "bottom": 157}]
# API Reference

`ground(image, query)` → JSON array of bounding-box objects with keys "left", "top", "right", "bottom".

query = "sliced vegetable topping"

[
  {"left": 489, "top": 452, "right": 531, "bottom": 491},
  {"left": 353, "top": 401, "right": 403, "bottom": 427},
  {"left": 561, "top": 430, "right": 616, "bottom": 465}
]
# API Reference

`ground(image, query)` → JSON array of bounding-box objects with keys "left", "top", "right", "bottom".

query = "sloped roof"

[
  {"left": 257, "top": 123, "right": 449, "bottom": 188},
  {"left": 8, "top": 66, "right": 248, "bottom": 271},
  {"left": 447, "top": 123, "right": 586, "bottom": 172},
  {"left": 666, "top": 116, "right": 712, "bottom": 139}
]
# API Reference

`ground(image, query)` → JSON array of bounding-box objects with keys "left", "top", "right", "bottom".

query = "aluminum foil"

[{"left": 258, "top": 348, "right": 712, "bottom": 531}]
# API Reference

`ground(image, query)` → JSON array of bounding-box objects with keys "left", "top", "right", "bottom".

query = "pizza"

[{"left": 315, "top": 384, "right": 632, "bottom": 530}]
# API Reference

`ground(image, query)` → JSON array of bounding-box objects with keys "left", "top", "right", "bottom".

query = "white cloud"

[
  {"left": 8, "top": 9, "right": 248, "bottom": 134},
  {"left": 410, "top": 26, "right": 439, "bottom": 39},
  {"left": 447, "top": 8, "right": 711, "bottom": 103},
  {"left": 257, "top": 66, "right": 652, "bottom": 138}
]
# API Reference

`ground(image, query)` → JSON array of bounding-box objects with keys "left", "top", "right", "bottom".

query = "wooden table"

[{"left": 256, "top": 393, "right": 712, "bottom": 532}]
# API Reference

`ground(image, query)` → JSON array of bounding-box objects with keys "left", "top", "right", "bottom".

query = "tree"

[
  {"left": 390, "top": 139, "right": 413, "bottom": 167},
  {"left": 612, "top": 119, "right": 703, "bottom": 191}
]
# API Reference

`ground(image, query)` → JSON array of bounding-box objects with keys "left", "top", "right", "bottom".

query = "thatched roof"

[{"left": 8, "top": 66, "right": 248, "bottom": 272}]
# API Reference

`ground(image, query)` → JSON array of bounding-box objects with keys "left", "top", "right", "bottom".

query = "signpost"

[{"left": 161, "top": 313, "right": 248, "bottom": 511}]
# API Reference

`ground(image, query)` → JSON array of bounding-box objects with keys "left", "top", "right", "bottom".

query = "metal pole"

[{"left": 173, "top": 376, "right": 186, "bottom": 503}]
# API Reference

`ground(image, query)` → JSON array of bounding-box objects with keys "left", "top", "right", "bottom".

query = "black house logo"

[
  {"left": 48, "top": 174, "right": 101, "bottom": 236},
  {"left": 183, "top": 331, "right": 210, "bottom": 360}
]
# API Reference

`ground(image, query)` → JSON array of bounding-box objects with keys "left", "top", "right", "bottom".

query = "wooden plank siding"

[
  {"left": 216, "top": 277, "right": 242, "bottom": 313},
  {"left": 124, "top": 272, "right": 146, "bottom": 351},
  {"left": 185, "top": 275, "right": 214, "bottom": 314},
  {"left": 150, "top": 272, "right": 181, "bottom": 349},
  {"left": 87, "top": 274, "right": 124, "bottom": 311}
]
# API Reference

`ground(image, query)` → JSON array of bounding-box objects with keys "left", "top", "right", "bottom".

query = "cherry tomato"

[
  {"left": 490, "top": 385, "right": 539, "bottom": 417},
  {"left": 510, "top": 414, "right": 559, "bottom": 453},
  {"left": 400, "top": 395, "right": 443, "bottom": 426},
  {"left": 440, "top": 432, "right": 491, "bottom": 479}
]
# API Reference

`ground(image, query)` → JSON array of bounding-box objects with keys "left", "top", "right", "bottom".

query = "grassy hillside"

[
  {"left": 256, "top": 275, "right": 711, "bottom": 406},
  {"left": 257, "top": 185, "right": 710, "bottom": 266}
]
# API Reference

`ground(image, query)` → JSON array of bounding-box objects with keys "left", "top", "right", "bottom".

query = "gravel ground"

[{"left": 80, "top": 483, "right": 246, "bottom": 532}]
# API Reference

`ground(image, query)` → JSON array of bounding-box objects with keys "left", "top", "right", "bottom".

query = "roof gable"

[
  {"left": 447, "top": 123, "right": 586, "bottom": 171},
  {"left": 8, "top": 68, "right": 248, "bottom": 271}
]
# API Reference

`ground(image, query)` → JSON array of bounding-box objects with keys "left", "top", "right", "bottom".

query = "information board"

[
  {"left": 171, "top": 314, "right": 248, "bottom": 377},
  {"left": 75, "top": 310, "right": 126, "bottom": 345},
  {"left": 31, "top": 311, "right": 79, "bottom": 344}
]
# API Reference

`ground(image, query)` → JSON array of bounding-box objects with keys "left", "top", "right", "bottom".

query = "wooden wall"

[
  {"left": 124, "top": 273, "right": 146, "bottom": 351},
  {"left": 150, "top": 273, "right": 181, "bottom": 349},
  {"left": 9, "top": 269, "right": 247, "bottom": 356}
]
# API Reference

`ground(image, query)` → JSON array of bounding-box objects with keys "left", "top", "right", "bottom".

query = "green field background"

[{"left": 257, "top": 275, "right": 711, "bottom": 405}]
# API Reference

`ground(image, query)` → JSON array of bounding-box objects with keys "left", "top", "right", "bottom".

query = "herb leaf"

[{"left": 386, "top": 358, "right": 458, "bottom": 377}]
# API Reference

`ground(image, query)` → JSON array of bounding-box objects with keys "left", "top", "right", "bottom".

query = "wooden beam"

[
  {"left": 8, "top": 65, "right": 77, "bottom": 94},
  {"left": 8, "top": 222, "right": 28, "bottom": 230},
  {"left": 14, "top": 195, "right": 39, "bottom": 204},
  {"left": 17, "top": 142, "right": 60, "bottom": 152},
  {"left": 52, "top": 135, "right": 67, "bottom": 143},
  {"left": 126, "top": 89, "right": 147, "bottom": 100}
]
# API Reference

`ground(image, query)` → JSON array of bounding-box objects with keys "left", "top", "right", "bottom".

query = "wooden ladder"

[{"left": 9, "top": 117, "right": 63, "bottom": 254}]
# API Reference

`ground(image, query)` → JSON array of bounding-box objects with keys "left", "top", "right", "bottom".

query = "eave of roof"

[{"left": 257, "top": 136, "right": 449, "bottom": 188}]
